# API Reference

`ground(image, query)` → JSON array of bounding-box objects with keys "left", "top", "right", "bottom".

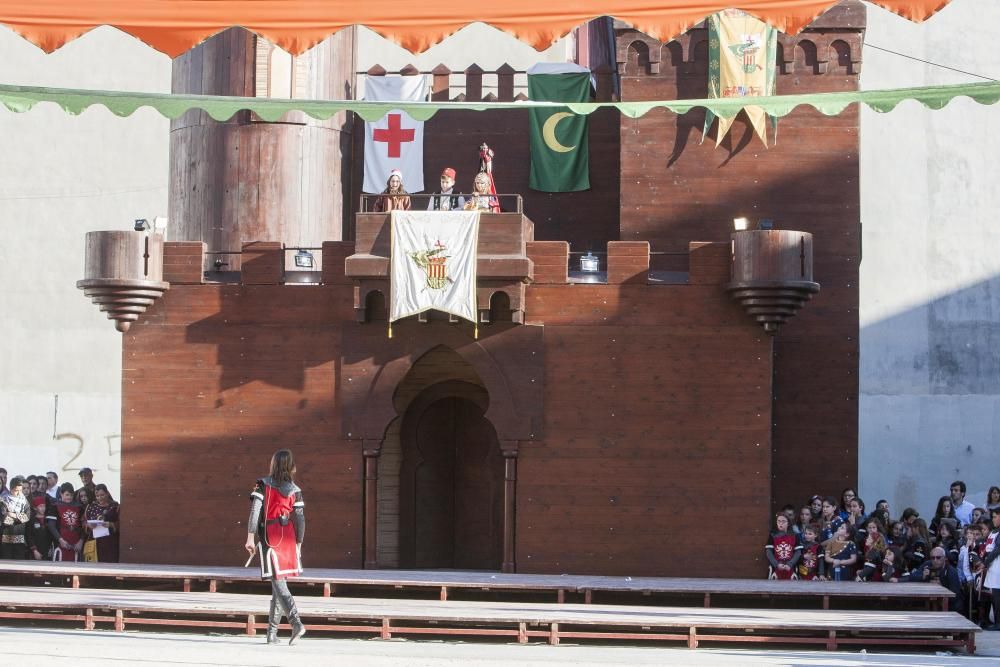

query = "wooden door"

[{"left": 401, "top": 396, "right": 502, "bottom": 570}]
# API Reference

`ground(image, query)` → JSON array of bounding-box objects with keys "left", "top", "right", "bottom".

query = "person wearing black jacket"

[{"left": 909, "top": 546, "right": 966, "bottom": 613}]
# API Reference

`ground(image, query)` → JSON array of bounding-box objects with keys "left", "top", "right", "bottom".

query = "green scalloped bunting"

[{"left": 1, "top": 81, "right": 999, "bottom": 122}]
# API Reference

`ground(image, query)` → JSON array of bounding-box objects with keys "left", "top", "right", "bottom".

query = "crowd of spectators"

[
  {"left": 0, "top": 467, "right": 119, "bottom": 563},
  {"left": 766, "top": 480, "right": 1000, "bottom": 627}
]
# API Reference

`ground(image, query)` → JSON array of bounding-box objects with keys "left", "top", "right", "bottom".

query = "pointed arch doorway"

[
  {"left": 372, "top": 345, "right": 507, "bottom": 571},
  {"left": 399, "top": 381, "right": 503, "bottom": 569}
]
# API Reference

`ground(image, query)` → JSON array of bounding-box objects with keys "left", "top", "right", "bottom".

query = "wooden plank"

[
  {"left": 0, "top": 586, "right": 975, "bottom": 634},
  {"left": 0, "top": 562, "right": 954, "bottom": 601}
]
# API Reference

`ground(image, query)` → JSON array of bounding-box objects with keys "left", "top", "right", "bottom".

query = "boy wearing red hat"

[{"left": 427, "top": 167, "right": 466, "bottom": 211}]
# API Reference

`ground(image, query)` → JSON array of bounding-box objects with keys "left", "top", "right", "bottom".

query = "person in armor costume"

[
  {"left": 0, "top": 477, "right": 30, "bottom": 559},
  {"left": 796, "top": 523, "right": 825, "bottom": 580},
  {"left": 245, "top": 449, "right": 306, "bottom": 645},
  {"left": 764, "top": 513, "right": 800, "bottom": 579},
  {"left": 426, "top": 167, "right": 466, "bottom": 211},
  {"left": 47, "top": 482, "right": 84, "bottom": 561}
]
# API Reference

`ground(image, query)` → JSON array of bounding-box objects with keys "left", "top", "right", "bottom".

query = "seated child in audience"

[
  {"left": 793, "top": 506, "right": 813, "bottom": 536},
  {"left": 869, "top": 509, "right": 891, "bottom": 534},
  {"left": 765, "top": 513, "right": 801, "bottom": 579},
  {"left": 856, "top": 517, "right": 888, "bottom": 581},
  {"left": 887, "top": 520, "right": 908, "bottom": 550},
  {"left": 930, "top": 496, "right": 956, "bottom": 539},
  {"left": 881, "top": 547, "right": 900, "bottom": 582},
  {"left": 824, "top": 518, "right": 858, "bottom": 581},
  {"left": 936, "top": 518, "right": 960, "bottom": 566},
  {"left": 904, "top": 535, "right": 929, "bottom": 575},
  {"left": 796, "top": 523, "right": 825, "bottom": 581},
  {"left": 809, "top": 495, "right": 823, "bottom": 521},
  {"left": 820, "top": 497, "right": 839, "bottom": 542},
  {"left": 847, "top": 497, "right": 867, "bottom": 531}
]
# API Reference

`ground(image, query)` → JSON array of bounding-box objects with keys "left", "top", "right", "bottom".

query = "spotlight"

[
  {"left": 134, "top": 219, "right": 150, "bottom": 232},
  {"left": 758, "top": 219, "right": 775, "bottom": 230},
  {"left": 733, "top": 217, "right": 749, "bottom": 231},
  {"left": 580, "top": 251, "right": 600, "bottom": 273},
  {"left": 294, "top": 249, "right": 315, "bottom": 269}
]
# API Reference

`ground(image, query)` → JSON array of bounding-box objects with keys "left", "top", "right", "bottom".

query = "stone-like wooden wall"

[
  {"left": 121, "top": 285, "right": 361, "bottom": 566},
  {"left": 122, "top": 242, "right": 771, "bottom": 577},
  {"left": 518, "top": 284, "right": 772, "bottom": 575},
  {"left": 616, "top": 3, "right": 864, "bottom": 510}
]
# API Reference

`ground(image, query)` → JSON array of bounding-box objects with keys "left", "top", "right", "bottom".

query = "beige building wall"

[{"left": 0, "top": 27, "right": 171, "bottom": 499}]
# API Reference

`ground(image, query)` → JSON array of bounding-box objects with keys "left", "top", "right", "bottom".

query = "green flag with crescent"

[{"left": 528, "top": 66, "right": 591, "bottom": 192}]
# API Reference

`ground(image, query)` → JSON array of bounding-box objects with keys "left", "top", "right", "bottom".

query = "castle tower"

[{"left": 169, "top": 28, "right": 357, "bottom": 271}]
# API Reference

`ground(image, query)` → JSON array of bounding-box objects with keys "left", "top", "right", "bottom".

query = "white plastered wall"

[{"left": 859, "top": 0, "right": 1000, "bottom": 516}]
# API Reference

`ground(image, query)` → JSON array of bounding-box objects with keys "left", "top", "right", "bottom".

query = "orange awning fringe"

[{"left": 0, "top": 1, "right": 955, "bottom": 58}]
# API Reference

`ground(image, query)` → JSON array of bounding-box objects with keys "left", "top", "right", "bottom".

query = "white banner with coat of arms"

[{"left": 390, "top": 210, "right": 480, "bottom": 328}]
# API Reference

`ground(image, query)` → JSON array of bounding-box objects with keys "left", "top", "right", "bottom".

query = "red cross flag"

[{"left": 363, "top": 75, "right": 426, "bottom": 194}]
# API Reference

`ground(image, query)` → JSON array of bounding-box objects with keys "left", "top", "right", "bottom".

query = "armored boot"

[
  {"left": 288, "top": 600, "right": 306, "bottom": 645},
  {"left": 266, "top": 597, "right": 282, "bottom": 644}
]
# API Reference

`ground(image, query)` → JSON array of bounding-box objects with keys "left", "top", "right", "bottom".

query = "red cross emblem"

[{"left": 373, "top": 113, "right": 415, "bottom": 158}]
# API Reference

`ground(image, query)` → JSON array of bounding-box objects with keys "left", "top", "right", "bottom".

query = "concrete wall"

[
  {"left": 0, "top": 27, "right": 171, "bottom": 499},
  {"left": 859, "top": 0, "right": 1000, "bottom": 516}
]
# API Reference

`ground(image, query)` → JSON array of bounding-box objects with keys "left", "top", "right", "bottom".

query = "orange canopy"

[{"left": 2, "top": 1, "right": 953, "bottom": 58}]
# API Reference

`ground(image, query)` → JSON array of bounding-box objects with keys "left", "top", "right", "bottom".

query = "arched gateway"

[{"left": 340, "top": 326, "right": 545, "bottom": 573}]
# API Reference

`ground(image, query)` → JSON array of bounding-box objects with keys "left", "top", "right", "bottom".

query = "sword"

[{"left": 244, "top": 548, "right": 257, "bottom": 568}]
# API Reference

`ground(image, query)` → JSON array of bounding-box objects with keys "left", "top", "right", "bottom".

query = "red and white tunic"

[
  {"left": 766, "top": 532, "right": 800, "bottom": 580},
  {"left": 250, "top": 478, "right": 304, "bottom": 581},
  {"left": 47, "top": 500, "right": 83, "bottom": 561}
]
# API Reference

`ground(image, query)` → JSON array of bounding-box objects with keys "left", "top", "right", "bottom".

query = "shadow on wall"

[{"left": 859, "top": 272, "right": 1000, "bottom": 516}]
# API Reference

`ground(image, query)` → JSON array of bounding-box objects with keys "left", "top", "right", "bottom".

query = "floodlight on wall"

[
  {"left": 134, "top": 219, "right": 150, "bottom": 232},
  {"left": 294, "top": 249, "right": 315, "bottom": 268},
  {"left": 580, "top": 251, "right": 600, "bottom": 272},
  {"left": 733, "top": 217, "right": 750, "bottom": 231},
  {"left": 757, "top": 218, "right": 775, "bottom": 230}
]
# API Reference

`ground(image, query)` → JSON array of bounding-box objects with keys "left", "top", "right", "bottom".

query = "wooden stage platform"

[
  {"left": 0, "top": 561, "right": 955, "bottom": 610},
  {"left": 0, "top": 585, "right": 980, "bottom": 652}
]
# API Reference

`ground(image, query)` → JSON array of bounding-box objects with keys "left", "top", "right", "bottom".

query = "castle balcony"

[{"left": 345, "top": 205, "right": 535, "bottom": 324}]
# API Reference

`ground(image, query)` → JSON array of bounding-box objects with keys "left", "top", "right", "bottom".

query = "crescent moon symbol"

[{"left": 541, "top": 112, "right": 575, "bottom": 153}]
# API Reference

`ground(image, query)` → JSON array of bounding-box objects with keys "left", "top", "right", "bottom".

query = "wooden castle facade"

[{"left": 101, "top": 3, "right": 864, "bottom": 577}]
